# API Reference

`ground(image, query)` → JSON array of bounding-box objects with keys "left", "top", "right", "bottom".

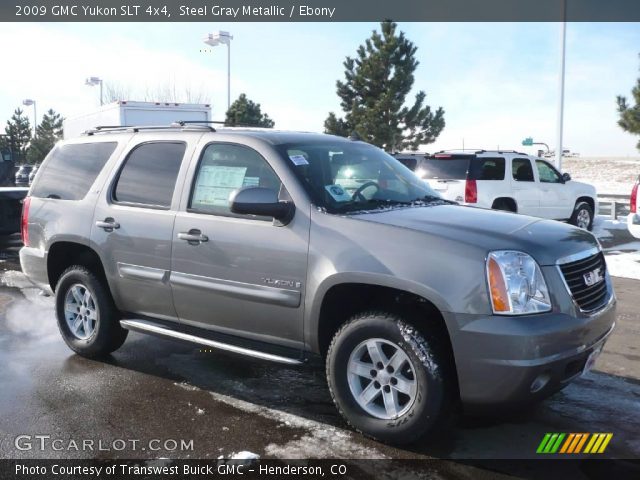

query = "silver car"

[{"left": 20, "top": 126, "right": 616, "bottom": 444}]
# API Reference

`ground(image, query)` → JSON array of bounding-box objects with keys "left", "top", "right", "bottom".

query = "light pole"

[
  {"left": 203, "top": 31, "right": 233, "bottom": 110},
  {"left": 22, "top": 99, "right": 37, "bottom": 138},
  {"left": 85, "top": 76, "right": 104, "bottom": 106},
  {"left": 555, "top": 1, "right": 567, "bottom": 171}
]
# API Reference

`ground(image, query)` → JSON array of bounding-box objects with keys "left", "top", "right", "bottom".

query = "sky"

[{"left": 0, "top": 21, "right": 638, "bottom": 157}]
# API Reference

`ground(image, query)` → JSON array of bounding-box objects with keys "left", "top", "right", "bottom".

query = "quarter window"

[
  {"left": 189, "top": 143, "right": 282, "bottom": 218},
  {"left": 512, "top": 158, "right": 535, "bottom": 182},
  {"left": 31, "top": 142, "right": 117, "bottom": 200},
  {"left": 113, "top": 142, "right": 185, "bottom": 208}
]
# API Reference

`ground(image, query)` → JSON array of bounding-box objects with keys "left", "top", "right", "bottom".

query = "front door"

[
  {"left": 535, "top": 160, "right": 572, "bottom": 219},
  {"left": 170, "top": 142, "right": 310, "bottom": 349}
]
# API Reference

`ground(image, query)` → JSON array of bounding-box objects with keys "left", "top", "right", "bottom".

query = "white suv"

[{"left": 395, "top": 150, "right": 598, "bottom": 230}]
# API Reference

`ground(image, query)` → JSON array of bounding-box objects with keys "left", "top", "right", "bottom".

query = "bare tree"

[{"left": 102, "top": 81, "right": 210, "bottom": 104}]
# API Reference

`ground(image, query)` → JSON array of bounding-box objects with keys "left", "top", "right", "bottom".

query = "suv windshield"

[{"left": 277, "top": 141, "right": 443, "bottom": 214}]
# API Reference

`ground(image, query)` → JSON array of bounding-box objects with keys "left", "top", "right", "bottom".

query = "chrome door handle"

[
  {"left": 178, "top": 230, "right": 209, "bottom": 244},
  {"left": 95, "top": 219, "right": 120, "bottom": 230}
]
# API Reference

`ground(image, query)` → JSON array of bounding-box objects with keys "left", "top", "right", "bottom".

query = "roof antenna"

[{"left": 348, "top": 131, "right": 361, "bottom": 141}]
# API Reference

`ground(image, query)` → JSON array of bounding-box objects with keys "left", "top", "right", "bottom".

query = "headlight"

[{"left": 486, "top": 251, "right": 551, "bottom": 315}]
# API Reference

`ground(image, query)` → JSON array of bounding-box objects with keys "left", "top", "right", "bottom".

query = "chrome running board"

[{"left": 120, "top": 319, "right": 303, "bottom": 365}]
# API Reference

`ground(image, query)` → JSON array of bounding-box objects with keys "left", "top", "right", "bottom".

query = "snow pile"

[{"left": 593, "top": 216, "right": 640, "bottom": 280}]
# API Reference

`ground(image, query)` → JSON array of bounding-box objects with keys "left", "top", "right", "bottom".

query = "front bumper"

[{"left": 447, "top": 291, "right": 616, "bottom": 407}]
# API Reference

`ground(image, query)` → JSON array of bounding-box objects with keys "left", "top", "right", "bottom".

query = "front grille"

[{"left": 559, "top": 252, "right": 608, "bottom": 312}]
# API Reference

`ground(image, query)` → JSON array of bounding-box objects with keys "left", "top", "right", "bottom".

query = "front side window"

[
  {"left": 31, "top": 142, "right": 117, "bottom": 200},
  {"left": 276, "top": 141, "right": 441, "bottom": 214},
  {"left": 536, "top": 160, "right": 562, "bottom": 183},
  {"left": 113, "top": 142, "right": 185, "bottom": 208},
  {"left": 512, "top": 158, "right": 534, "bottom": 182},
  {"left": 189, "top": 143, "right": 282, "bottom": 218}
]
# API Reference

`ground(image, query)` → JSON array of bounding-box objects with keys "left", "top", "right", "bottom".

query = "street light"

[
  {"left": 555, "top": 1, "right": 567, "bottom": 171},
  {"left": 22, "top": 99, "right": 37, "bottom": 137},
  {"left": 85, "top": 76, "right": 104, "bottom": 106},
  {"left": 203, "top": 31, "right": 233, "bottom": 110}
]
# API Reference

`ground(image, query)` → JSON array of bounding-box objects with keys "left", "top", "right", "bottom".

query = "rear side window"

[
  {"left": 113, "top": 142, "right": 185, "bottom": 208},
  {"left": 512, "top": 158, "right": 535, "bottom": 182},
  {"left": 31, "top": 142, "right": 117, "bottom": 200}
]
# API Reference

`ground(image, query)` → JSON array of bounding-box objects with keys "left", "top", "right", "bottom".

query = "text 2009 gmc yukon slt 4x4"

[{"left": 20, "top": 125, "right": 616, "bottom": 444}]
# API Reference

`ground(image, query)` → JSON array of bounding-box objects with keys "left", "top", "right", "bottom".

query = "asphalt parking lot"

[{"left": 0, "top": 233, "right": 638, "bottom": 478}]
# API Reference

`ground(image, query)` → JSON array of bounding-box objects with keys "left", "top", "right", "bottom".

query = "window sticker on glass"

[
  {"left": 193, "top": 165, "right": 247, "bottom": 207},
  {"left": 325, "top": 184, "right": 352, "bottom": 202},
  {"left": 242, "top": 176, "right": 260, "bottom": 187},
  {"left": 289, "top": 154, "right": 309, "bottom": 166}
]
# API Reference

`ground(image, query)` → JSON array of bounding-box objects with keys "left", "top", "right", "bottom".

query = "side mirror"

[
  {"left": 562, "top": 172, "right": 571, "bottom": 182},
  {"left": 230, "top": 187, "right": 294, "bottom": 222}
]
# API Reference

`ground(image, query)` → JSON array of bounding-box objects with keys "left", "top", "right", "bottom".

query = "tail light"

[
  {"left": 465, "top": 179, "right": 477, "bottom": 203},
  {"left": 631, "top": 179, "right": 639, "bottom": 214},
  {"left": 21, "top": 196, "right": 30, "bottom": 247}
]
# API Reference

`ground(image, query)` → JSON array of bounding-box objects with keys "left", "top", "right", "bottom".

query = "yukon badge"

[
  {"left": 261, "top": 277, "right": 302, "bottom": 289},
  {"left": 583, "top": 268, "right": 604, "bottom": 287}
]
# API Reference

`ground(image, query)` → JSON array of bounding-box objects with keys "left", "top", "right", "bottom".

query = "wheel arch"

[
  {"left": 491, "top": 197, "right": 518, "bottom": 212},
  {"left": 47, "top": 241, "right": 109, "bottom": 293}
]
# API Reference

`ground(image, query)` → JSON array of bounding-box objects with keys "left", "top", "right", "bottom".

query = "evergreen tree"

[
  {"left": 324, "top": 21, "right": 445, "bottom": 152},
  {"left": 617, "top": 55, "right": 640, "bottom": 151},
  {"left": 27, "top": 109, "right": 64, "bottom": 164},
  {"left": 225, "top": 94, "right": 275, "bottom": 127},
  {"left": 1, "top": 109, "right": 32, "bottom": 163}
]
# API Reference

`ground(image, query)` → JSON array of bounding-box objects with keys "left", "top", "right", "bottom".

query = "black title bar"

[{"left": 4, "top": 0, "right": 640, "bottom": 22}]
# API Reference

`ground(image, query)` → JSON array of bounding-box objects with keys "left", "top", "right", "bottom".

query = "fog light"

[{"left": 530, "top": 373, "right": 551, "bottom": 393}]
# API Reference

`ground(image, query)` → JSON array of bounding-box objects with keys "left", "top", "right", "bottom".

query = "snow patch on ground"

[
  {"left": 593, "top": 216, "right": 640, "bottom": 279},
  {"left": 602, "top": 248, "right": 640, "bottom": 280},
  {"left": 206, "top": 390, "right": 385, "bottom": 459},
  {"left": 592, "top": 216, "right": 627, "bottom": 240},
  {"left": 174, "top": 381, "right": 385, "bottom": 459}
]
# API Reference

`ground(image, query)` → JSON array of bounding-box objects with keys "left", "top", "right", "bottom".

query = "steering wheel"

[{"left": 351, "top": 181, "right": 381, "bottom": 201}]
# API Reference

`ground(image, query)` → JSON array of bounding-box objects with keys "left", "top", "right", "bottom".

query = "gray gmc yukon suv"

[{"left": 20, "top": 125, "right": 616, "bottom": 444}]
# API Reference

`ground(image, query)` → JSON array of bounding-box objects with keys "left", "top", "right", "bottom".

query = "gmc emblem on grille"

[{"left": 583, "top": 268, "right": 604, "bottom": 287}]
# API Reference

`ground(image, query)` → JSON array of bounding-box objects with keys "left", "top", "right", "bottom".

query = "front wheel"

[
  {"left": 569, "top": 202, "right": 594, "bottom": 231},
  {"left": 326, "top": 312, "right": 453, "bottom": 444},
  {"left": 55, "top": 265, "right": 128, "bottom": 358}
]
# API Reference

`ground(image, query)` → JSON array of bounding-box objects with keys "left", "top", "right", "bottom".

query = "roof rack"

[
  {"left": 83, "top": 123, "right": 215, "bottom": 136},
  {"left": 83, "top": 120, "right": 278, "bottom": 136},
  {"left": 434, "top": 149, "right": 529, "bottom": 155}
]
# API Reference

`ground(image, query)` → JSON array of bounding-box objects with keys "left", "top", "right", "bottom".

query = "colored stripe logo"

[{"left": 536, "top": 433, "right": 613, "bottom": 454}]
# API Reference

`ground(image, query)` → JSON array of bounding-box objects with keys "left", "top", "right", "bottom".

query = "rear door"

[
  {"left": 170, "top": 141, "right": 310, "bottom": 349},
  {"left": 535, "top": 159, "right": 573, "bottom": 219},
  {"left": 510, "top": 157, "right": 540, "bottom": 216},
  {"left": 91, "top": 133, "right": 200, "bottom": 321}
]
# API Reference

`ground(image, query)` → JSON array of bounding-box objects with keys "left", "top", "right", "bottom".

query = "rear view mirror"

[
  {"left": 562, "top": 172, "right": 571, "bottom": 182},
  {"left": 230, "top": 187, "right": 294, "bottom": 223}
]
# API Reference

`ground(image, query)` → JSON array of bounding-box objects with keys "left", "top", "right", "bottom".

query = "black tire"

[
  {"left": 492, "top": 199, "right": 516, "bottom": 212},
  {"left": 326, "top": 311, "right": 454, "bottom": 445},
  {"left": 55, "top": 265, "right": 127, "bottom": 358},
  {"left": 569, "top": 201, "right": 594, "bottom": 231}
]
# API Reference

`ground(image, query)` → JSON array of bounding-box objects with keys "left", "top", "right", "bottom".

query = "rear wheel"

[
  {"left": 326, "top": 311, "right": 454, "bottom": 444},
  {"left": 569, "top": 201, "right": 594, "bottom": 231},
  {"left": 55, "top": 265, "right": 128, "bottom": 358}
]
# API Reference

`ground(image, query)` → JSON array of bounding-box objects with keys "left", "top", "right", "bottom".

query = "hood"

[{"left": 354, "top": 204, "right": 599, "bottom": 265}]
